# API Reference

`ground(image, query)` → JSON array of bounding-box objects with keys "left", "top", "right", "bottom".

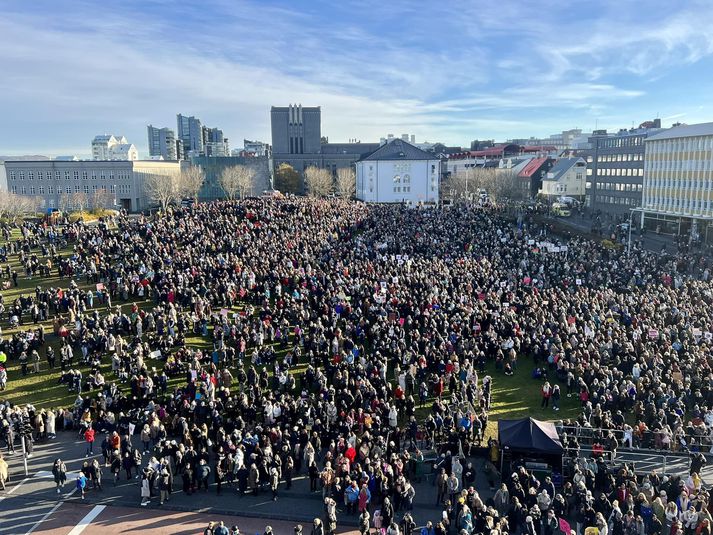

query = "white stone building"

[
  {"left": 642, "top": 122, "right": 713, "bottom": 240},
  {"left": 539, "top": 157, "right": 587, "bottom": 200},
  {"left": 3, "top": 159, "right": 180, "bottom": 212},
  {"left": 91, "top": 135, "right": 139, "bottom": 161},
  {"left": 356, "top": 139, "right": 440, "bottom": 203}
]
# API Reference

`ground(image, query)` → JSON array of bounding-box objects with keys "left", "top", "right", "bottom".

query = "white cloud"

[{"left": 2, "top": 0, "right": 713, "bottom": 153}]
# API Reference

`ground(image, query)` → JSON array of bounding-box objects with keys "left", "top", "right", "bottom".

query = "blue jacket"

[{"left": 345, "top": 485, "right": 359, "bottom": 503}]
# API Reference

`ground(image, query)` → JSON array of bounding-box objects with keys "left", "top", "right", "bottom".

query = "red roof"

[{"left": 518, "top": 157, "right": 549, "bottom": 178}]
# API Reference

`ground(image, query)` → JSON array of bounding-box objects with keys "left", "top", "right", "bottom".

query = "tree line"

[{"left": 274, "top": 163, "right": 355, "bottom": 198}]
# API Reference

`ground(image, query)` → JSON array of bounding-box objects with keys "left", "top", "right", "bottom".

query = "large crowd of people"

[{"left": 1, "top": 197, "right": 713, "bottom": 534}]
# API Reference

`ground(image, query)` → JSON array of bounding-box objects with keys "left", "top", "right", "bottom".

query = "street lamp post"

[{"left": 627, "top": 208, "right": 635, "bottom": 257}]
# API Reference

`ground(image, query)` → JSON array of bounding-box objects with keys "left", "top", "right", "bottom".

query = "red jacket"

[{"left": 84, "top": 429, "right": 95, "bottom": 443}]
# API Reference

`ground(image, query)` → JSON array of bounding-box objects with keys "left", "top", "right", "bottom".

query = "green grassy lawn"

[{"left": 0, "top": 231, "right": 577, "bottom": 429}]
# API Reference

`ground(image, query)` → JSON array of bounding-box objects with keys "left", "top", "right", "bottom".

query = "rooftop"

[
  {"left": 518, "top": 157, "right": 550, "bottom": 178},
  {"left": 646, "top": 122, "right": 713, "bottom": 141},
  {"left": 360, "top": 139, "right": 435, "bottom": 161},
  {"left": 543, "top": 157, "right": 585, "bottom": 181},
  {"left": 320, "top": 143, "right": 380, "bottom": 155}
]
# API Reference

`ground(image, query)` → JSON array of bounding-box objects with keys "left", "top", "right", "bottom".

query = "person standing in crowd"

[
  {"left": 140, "top": 471, "right": 150, "bottom": 506},
  {"left": 0, "top": 453, "right": 7, "bottom": 491},
  {"left": 76, "top": 472, "right": 87, "bottom": 500},
  {"left": 84, "top": 425, "right": 95, "bottom": 457},
  {"left": 1, "top": 199, "right": 713, "bottom": 535}
]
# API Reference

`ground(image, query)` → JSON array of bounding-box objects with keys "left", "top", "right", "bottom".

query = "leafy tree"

[{"left": 274, "top": 163, "right": 301, "bottom": 195}]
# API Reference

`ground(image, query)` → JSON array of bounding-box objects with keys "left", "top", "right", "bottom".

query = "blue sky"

[{"left": 2, "top": 0, "right": 713, "bottom": 156}]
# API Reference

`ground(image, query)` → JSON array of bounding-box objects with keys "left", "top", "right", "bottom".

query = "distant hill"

[{"left": 0, "top": 155, "right": 50, "bottom": 162}]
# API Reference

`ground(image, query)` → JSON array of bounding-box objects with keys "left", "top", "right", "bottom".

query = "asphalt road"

[{"left": 0, "top": 432, "right": 491, "bottom": 535}]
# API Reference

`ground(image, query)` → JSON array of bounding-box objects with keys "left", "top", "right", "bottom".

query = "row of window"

[
  {"left": 648, "top": 138, "right": 713, "bottom": 154},
  {"left": 595, "top": 153, "right": 644, "bottom": 163},
  {"left": 596, "top": 195, "right": 639, "bottom": 206},
  {"left": 597, "top": 168, "right": 644, "bottom": 177},
  {"left": 10, "top": 184, "right": 123, "bottom": 195},
  {"left": 597, "top": 182, "right": 644, "bottom": 192},
  {"left": 645, "top": 178, "right": 713, "bottom": 190},
  {"left": 9, "top": 170, "right": 131, "bottom": 181},
  {"left": 597, "top": 136, "right": 644, "bottom": 149},
  {"left": 645, "top": 198, "right": 712, "bottom": 212},
  {"left": 648, "top": 159, "right": 713, "bottom": 171},
  {"left": 393, "top": 186, "right": 412, "bottom": 193}
]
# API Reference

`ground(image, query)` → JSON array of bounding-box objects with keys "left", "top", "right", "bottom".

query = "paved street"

[
  {"left": 0, "top": 432, "right": 492, "bottom": 535},
  {"left": 540, "top": 211, "right": 712, "bottom": 258}
]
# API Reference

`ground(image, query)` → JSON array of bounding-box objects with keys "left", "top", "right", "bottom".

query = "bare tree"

[
  {"left": 446, "top": 167, "right": 524, "bottom": 203},
  {"left": 490, "top": 168, "right": 524, "bottom": 201},
  {"left": 335, "top": 168, "right": 356, "bottom": 199},
  {"left": 219, "top": 164, "right": 256, "bottom": 200},
  {"left": 144, "top": 172, "right": 181, "bottom": 212},
  {"left": 446, "top": 170, "right": 471, "bottom": 203},
  {"left": 0, "top": 191, "right": 13, "bottom": 221},
  {"left": 91, "top": 188, "right": 113, "bottom": 211},
  {"left": 179, "top": 165, "right": 205, "bottom": 203},
  {"left": 0, "top": 192, "right": 42, "bottom": 222},
  {"left": 71, "top": 191, "right": 89, "bottom": 215},
  {"left": 304, "top": 166, "right": 333, "bottom": 197},
  {"left": 59, "top": 192, "right": 72, "bottom": 214}
]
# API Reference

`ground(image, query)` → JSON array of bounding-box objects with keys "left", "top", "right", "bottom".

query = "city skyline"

[{"left": 3, "top": 0, "right": 713, "bottom": 156}]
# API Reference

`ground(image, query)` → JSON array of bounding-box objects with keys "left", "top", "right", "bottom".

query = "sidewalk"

[
  {"left": 537, "top": 212, "right": 712, "bottom": 258},
  {"left": 0, "top": 431, "right": 494, "bottom": 529}
]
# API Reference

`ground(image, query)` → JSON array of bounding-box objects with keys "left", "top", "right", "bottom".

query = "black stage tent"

[{"left": 497, "top": 417, "right": 564, "bottom": 478}]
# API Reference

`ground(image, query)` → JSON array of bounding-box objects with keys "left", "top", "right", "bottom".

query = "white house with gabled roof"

[{"left": 355, "top": 139, "right": 440, "bottom": 203}]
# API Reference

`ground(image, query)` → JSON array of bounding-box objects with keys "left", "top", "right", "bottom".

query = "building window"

[
  {"left": 29, "top": 186, "right": 35, "bottom": 194},
  {"left": 65, "top": 171, "right": 70, "bottom": 180},
  {"left": 28, "top": 172, "right": 34, "bottom": 180},
  {"left": 37, "top": 172, "right": 43, "bottom": 180},
  {"left": 100, "top": 172, "right": 106, "bottom": 180},
  {"left": 19, "top": 172, "right": 25, "bottom": 180},
  {"left": 92, "top": 184, "right": 97, "bottom": 192},
  {"left": 66, "top": 186, "right": 71, "bottom": 194},
  {"left": 55, "top": 171, "right": 60, "bottom": 180},
  {"left": 11, "top": 186, "right": 16, "bottom": 194},
  {"left": 48, "top": 185, "right": 54, "bottom": 194},
  {"left": 73, "top": 171, "right": 79, "bottom": 180},
  {"left": 110, "top": 184, "right": 116, "bottom": 193},
  {"left": 91, "top": 172, "right": 97, "bottom": 180},
  {"left": 9, "top": 171, "right": 15, "bottom": 180},
  {"left": 74, "top": 185, "right": 80, "bottom": 193},
  {"left": 82, "top": 171, "right": 88, "bottom": 180},
  {"left": 49, "top": 199, "right": 55, "bottom": 208},
  {"left": 83, "top": 185, "right": 89, "bottom": 194},
  {"left": 39, "top": 186, "right": 44, "bottom": 194},
  {"left": 403, "top": 174, "right": 411, "bottom": 183},
  {"left": 393, "top": 175, "right": 401, "bottom": 183}
]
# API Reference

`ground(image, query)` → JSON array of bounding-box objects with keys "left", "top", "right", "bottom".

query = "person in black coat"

[
  {"left": 236, "top": 464, "right": 248, "bottom": 496},
  {"left": 381, "top": 497, "right": 394, "bottom": 529}
]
